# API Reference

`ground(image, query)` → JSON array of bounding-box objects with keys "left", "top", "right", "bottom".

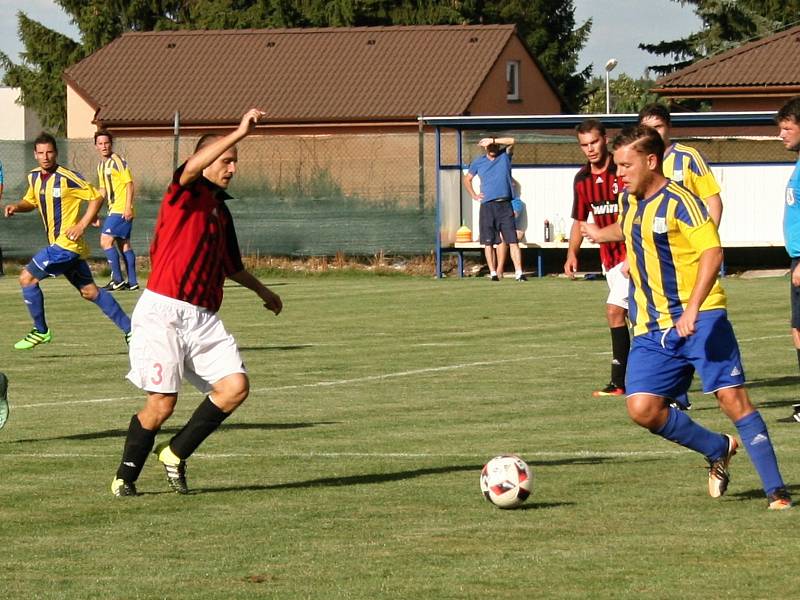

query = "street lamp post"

[{"left": 605, "top": 58, "right": 618, "bottom": 114}]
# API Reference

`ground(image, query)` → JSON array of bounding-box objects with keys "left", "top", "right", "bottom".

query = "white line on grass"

[
  {"left": 13, "top": 353, "right": 580, "bottom": 410},
  {"left": 8, "top": 333, "right": 786, "bottom": 411}
]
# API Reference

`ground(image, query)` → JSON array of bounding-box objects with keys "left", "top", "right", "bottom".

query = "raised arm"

[
  {"left": 180, "top": 108, "right": 265, "bottom": 187},
  {"left": 478, "top": 137, "right": 515, "bottom": 154}
]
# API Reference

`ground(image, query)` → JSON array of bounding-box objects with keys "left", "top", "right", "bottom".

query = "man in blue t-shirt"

[
  {"left": 777, "top": 97, "right": 800, "bottom": 422},
  {"left": 464, "top": 137, "right": 526, "bottom": 281}
]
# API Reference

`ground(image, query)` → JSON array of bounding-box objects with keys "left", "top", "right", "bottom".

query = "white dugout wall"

[
  {"left": 426, "top": 113, "right": 795, "bottom": 277},
  {"left": 444, "top": 163, "right": 793, "bottom": 247}
]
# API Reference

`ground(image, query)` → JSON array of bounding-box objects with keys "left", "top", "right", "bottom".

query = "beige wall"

[
  {"left": 467, "top": 36, "right": 562, "bottom": 115},
  {"left": 710, "top": 96, "right": 795, "bottom": 112},
  {"left": 0, "top": 87, "right": 41, "bottom": 140},
  {"left": 66, "top": 85, "right": 97, "bottom": 139}
]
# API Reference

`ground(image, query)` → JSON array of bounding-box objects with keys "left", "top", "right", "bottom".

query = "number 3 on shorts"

[{"left": 151, "top": 362, "right": 163, "bottom": 386}]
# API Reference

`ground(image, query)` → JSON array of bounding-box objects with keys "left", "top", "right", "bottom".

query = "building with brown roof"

[
  {"left": 652, "top": 24, "right": 800, "bottom": 112},
  {"left": 63, "top": 24, "right": 564, "bottom": 138}
]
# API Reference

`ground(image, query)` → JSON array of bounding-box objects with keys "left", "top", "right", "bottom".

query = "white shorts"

[
  {"left": 604, "top": 262, "right": 630, "bottom": 310},
  {"left": 126, "top": 290, "right": 246, "bottom": 394}
]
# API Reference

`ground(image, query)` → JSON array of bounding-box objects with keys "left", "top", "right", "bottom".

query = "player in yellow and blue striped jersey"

[
  {"left": 581, "top": 125, "right": 792, "bottom": 510},
  {"left": 95, "top": 130, "right": 139, "bottom": 291},
  {"left": 638, "top": 103, "right": 723, "bottom": 227},
  {"left": 638, "top": 103, "right": 723, "bottom": 410},
  {"left": 3, "top": 132, "right": 132, "bottom": 350}
]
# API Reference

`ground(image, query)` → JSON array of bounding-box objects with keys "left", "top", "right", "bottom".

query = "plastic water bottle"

[{"left": 543, "top": 219, "right": 551, "bottom": 242}]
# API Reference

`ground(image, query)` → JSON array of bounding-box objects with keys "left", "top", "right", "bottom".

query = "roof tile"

[
  {"left": 64, "top": 25, "right": 518, "bottom": 125},
  {"left": 655, "top": 24, "right": 800, "bottom": 89}
]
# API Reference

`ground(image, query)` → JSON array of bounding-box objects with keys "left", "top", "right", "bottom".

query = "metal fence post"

[{"left": 172, "top": 110, "right": 180, "bottom": 171}]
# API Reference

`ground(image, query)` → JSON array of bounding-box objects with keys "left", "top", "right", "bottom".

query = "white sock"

[{"left": 490, "top": 271, "right": 497, "bottom": 276}]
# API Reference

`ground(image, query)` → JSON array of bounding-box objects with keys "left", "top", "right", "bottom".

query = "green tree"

[
  {"left": 580, "top": 74, "right": 657, "bottom": 114},
  {"left": 2, "top": 0, "right": 591, "bottom": 134},
  {"left": 0, "top": 1, "right": 191, "bottom": 134},
  {"left": 641, "top": 0, "right": 800, "bottom": 75}
]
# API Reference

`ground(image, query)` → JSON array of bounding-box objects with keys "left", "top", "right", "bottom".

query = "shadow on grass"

[
  {"left": 513, "top": 501, "right": 576, "bottom": 510},
  {"left": 6, "top": 421, "right": 338, "bottom": 444},
  {"left": 196, "top": 456, "right": 616, "bottom": 496},
  {"left": 239, "top": 344, "right": 314, "bottom": 351},
  {"left": 527, "top": 456, "right": 617, "bottom": 467},
  {"left": 198, "top": 463, "right": 483, "bottom": 493},
  {"left": 25, "top": 342, "right": 313, "bottom": 358},
  {"left": 728, "top": 483, "right": 799, "bottom": 502},
  {"left": 23, "top": 351, "right": 131, "bottom": 359},
  {"left": 747, "top": 375, "right": 800, "bottom": 390}
]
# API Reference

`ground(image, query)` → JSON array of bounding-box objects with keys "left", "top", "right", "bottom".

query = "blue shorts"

[
  {"left": 626, "top": 309, "right": 745, "bottom": 399},
  {"left": 791, "top": 258, "right": 800, "bottom": 329},
  {"left": 27, "top": 245, "right": 95, "bottom": 289},
  {"left": 102, "top": 213, "right": 133, "bottom": 240},
  {"left": 479, "top": 199, "right": 518, "bottom": 246}
]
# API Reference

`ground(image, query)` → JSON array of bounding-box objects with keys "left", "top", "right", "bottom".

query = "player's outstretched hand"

[
  {"left": 262, "top": 289, "right": 283, "bottom": 316},
  {"left": 4, "top": 205, "right": 16, "bottom": 218},
  {"left": 238, "top": 108, "right": 266, "bottom": 136}
]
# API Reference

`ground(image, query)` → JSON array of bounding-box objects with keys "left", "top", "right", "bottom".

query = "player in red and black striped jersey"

[
  {"left": 111, "top": 109, "right": 283, "bottom": 497},
  {"left": 564, "top": 119, "right": 630, "bottom": 398}
]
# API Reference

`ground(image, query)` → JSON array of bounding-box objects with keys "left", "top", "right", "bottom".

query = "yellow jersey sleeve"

[{"left": 23, "top": 172, "right": 38, "bottom": 206}]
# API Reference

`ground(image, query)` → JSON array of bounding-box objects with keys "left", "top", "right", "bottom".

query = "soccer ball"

[{"left": 479, "top": 455, "right": 532, "bottom": 509}]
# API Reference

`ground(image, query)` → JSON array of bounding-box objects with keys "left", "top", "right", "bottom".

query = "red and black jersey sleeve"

[
  {"left": 147, "top": 163, "right": 244, "bottom": 312},
  {"left": 571, "top": 161, "right": 627, "bottom": 270}
]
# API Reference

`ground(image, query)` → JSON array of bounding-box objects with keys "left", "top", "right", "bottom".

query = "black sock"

[
  {"left": 169, "top": 397, "right": 230, "bottom": 459},
  {"left": 796, "top": 348, "right": 800, "bottom": 372},
  {"left": 610, "top": 325, "right": 630, "bottom": 387},
  {"left": 116, "top": 415, "right": 158, "bottom": 483}
]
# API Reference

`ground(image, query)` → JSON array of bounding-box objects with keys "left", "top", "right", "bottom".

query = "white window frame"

[{"left": 506, "top": 60, "right": 520, "bottom": 101}]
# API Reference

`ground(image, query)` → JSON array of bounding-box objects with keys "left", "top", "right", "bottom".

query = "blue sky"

[{"left": 0, "top": 0, "right": 702, "bottom": 79}]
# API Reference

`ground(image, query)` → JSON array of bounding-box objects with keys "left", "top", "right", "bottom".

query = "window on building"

[{"left": 506, "top": 60, "right": 520, "bottom": 101}]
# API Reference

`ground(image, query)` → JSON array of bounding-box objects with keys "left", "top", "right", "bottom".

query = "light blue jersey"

[
  {"left": 468, "top": 150, "right": 513, "bottom": 204},
  {"left": 784, "top": 158, "right": 800, "bottom": 258}
]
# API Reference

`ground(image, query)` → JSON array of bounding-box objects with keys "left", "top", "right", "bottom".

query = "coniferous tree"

[
  {"left": 2, "top": 0, "right": 591, "bottom": 134},
  {"left": 640, "top": 0, "right": 800, "bottom": 75}
]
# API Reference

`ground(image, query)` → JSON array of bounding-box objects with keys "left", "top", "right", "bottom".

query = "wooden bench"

[
  {"left": 442, "top": 240, "right": 784, "bottom": 278},
  {"left": 444, "top": 241, "right": 590, "bottom": 277}
]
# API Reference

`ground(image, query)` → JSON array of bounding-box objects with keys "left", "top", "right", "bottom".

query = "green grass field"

[{"left": 1, "top": 272, "right": 798, "bottom": 599}]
